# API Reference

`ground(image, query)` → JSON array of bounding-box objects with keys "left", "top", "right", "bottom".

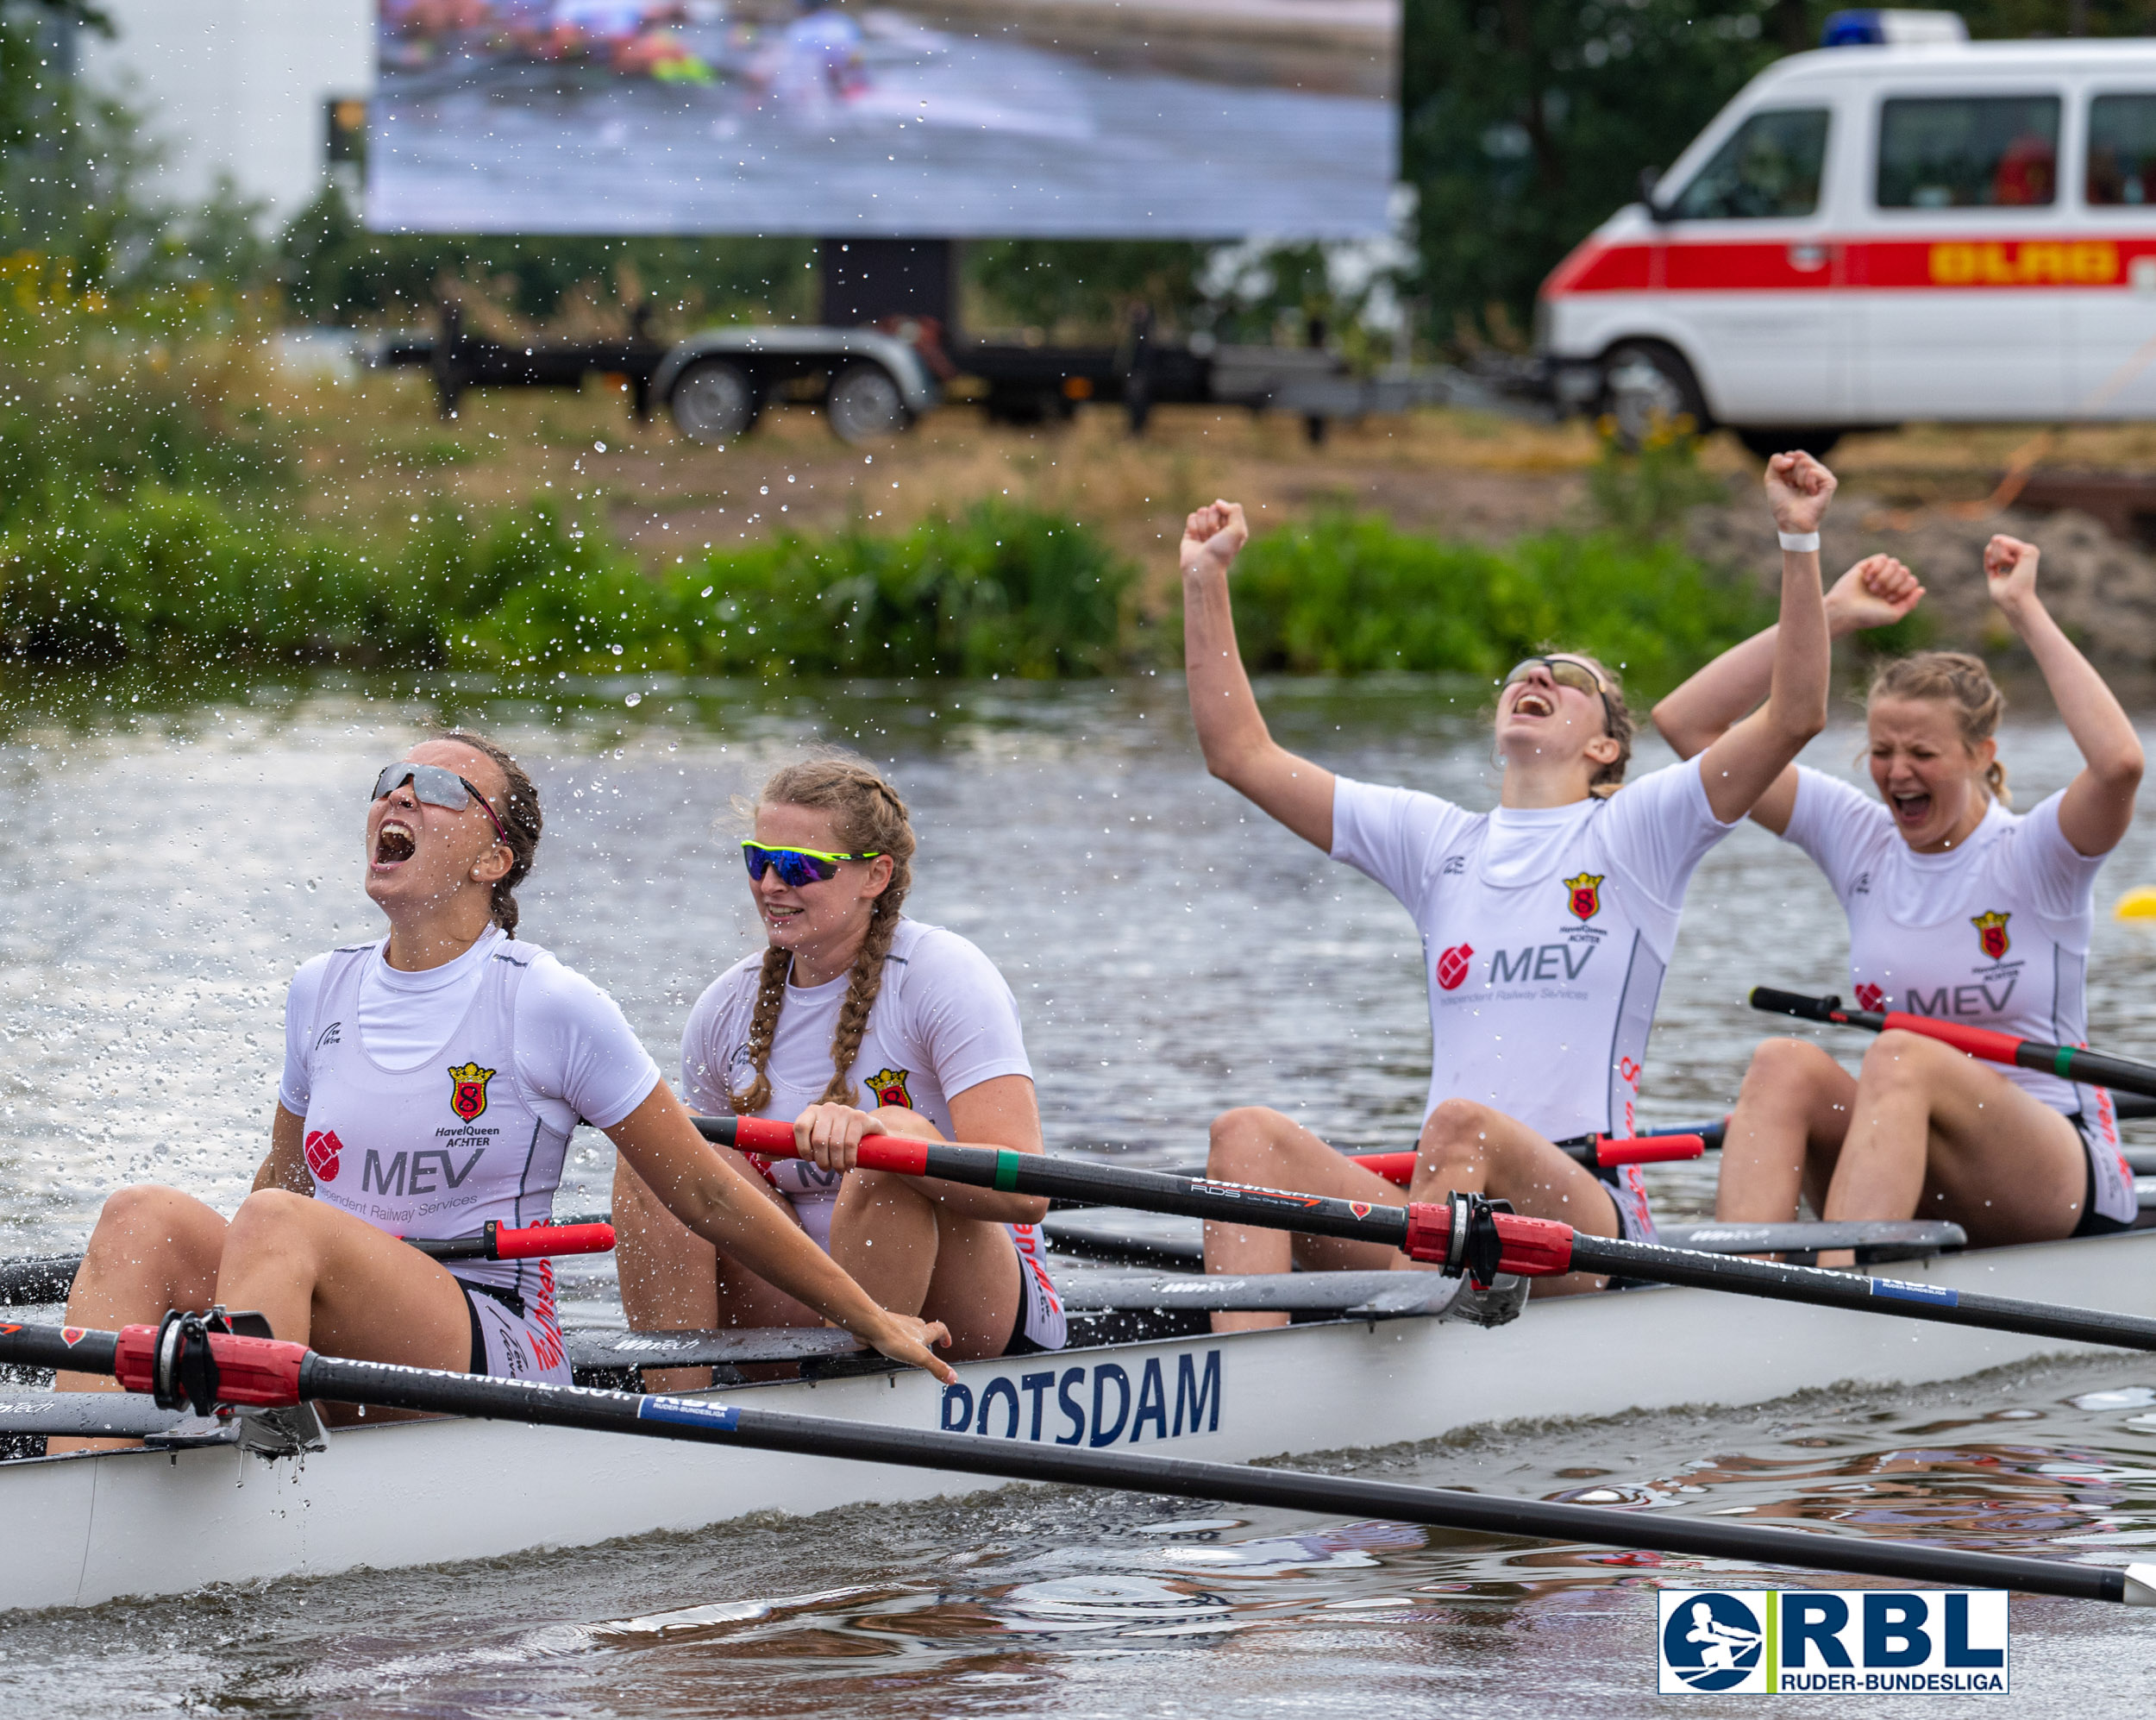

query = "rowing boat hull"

[{"left": 9, "top": 1228, "right": 2153, "bottom": 1613}]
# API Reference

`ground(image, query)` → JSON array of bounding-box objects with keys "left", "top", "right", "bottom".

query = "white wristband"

[{"left": 1777, "top": 530, "right": 1821, "bottom": 553}]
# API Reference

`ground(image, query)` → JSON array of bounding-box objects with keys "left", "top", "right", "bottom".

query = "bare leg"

[
  {"left": 50, "top": 1185, "right": 227, "bottom": 1453},
  {"left": 1715, "top": 1039, "right": 1857, "bottom": 1223},
  {"left": 1200, "top": 1107, "right": 1415, "bottom": 1334},
  {"left": 830, "top": 1109, "right": 1022, "bottom": 1362},
  {"left": 1407, "top": 1098, "right": 1623, "bottom": 1298},
  {"left": 613, "top": 1149, "right": 814, "bottom": 1391},
  {"left": 1821, "top": 1030, "right": 2088, "bottom": 1260}
]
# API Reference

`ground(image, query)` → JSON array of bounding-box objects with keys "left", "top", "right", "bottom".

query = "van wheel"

[
  {"left": 670, "top": 359, "right": 759, "bottom": 444},
  {"left": 826, "top": 362, "right": 910, "bottom": 445},
  {"left": 1733, "top": 427, "right": 1844, "bottom": 462},
  {"left": 1601, "top": 342, "right": 1708, "bottom": 449}
]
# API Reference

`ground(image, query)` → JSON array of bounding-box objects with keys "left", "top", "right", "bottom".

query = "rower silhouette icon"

[{"left": 1662, "top": 1592, "right": 1764, "bottom": 1691}]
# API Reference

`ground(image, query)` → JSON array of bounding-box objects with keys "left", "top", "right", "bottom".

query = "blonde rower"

[
  {"left": 54, "top": 732, "right": 953, "bottom": 1448},
  {"left": 615, "top": 756, "right": 1061, "bottom": 1390},
  {"left": 1655, "top": 536, "right": 2143, "bottom": 1252},
  {"left": 1184, "top": 452, "right": 1836, "bottom": 1319}
]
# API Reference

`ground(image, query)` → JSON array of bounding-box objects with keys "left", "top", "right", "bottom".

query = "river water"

[{"left": 4, "top": 669, "right": 2156, "bottom": 1714}]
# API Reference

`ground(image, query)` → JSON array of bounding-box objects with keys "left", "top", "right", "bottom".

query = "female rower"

[
  {"left": 54, "top": 732, "right": 954, "bottom": 1446},
  {"left": 1654, "top": 535, "right": 2144, "bottom": 1249},
  {"left": 1183, "top": 453, "right": 1839, "bottom": 1321},
  {"left": 613, "top": 755, "right": 1062, "bottom": 1390}
]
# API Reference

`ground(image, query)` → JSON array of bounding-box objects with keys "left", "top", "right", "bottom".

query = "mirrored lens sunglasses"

[
  {"left": 741, "top": 838, "right": 883, "bottom": 888},
  {"left": 372, "top": 763, "right": 512, "bottom": 847},
  {"left": 1501, "top": 656, "right": 1617, "bottom": 733}
]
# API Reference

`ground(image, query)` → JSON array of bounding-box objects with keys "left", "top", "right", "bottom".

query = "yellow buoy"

[{"left": 2116, "top": 886, "right": 2156, "bottom": 921}]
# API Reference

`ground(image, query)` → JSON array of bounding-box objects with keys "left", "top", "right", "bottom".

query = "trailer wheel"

[
  {"left": 1601, "top": 341, "right": 1708, "bottom": 449},
  {"left": 825, "top": 362, "right": 909, "bottom": 445},
  {"left": 670, "top": 359, "right": 759, "bottom": 444},
  {"left": 1733, "top": 426, "right": 1844, "bottom": 462}
]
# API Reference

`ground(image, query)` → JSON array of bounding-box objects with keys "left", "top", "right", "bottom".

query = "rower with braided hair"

[{"left": 615, "top": 753, "right": 1063, "bottom": 1387}]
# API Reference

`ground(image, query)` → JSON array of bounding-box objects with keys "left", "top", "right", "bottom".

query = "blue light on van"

[{"left": 1821, "top": 9, "right": 1969, "bottom": 46}]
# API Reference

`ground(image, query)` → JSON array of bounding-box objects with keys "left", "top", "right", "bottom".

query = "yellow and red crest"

[
  {"left": 448, "top": 1060, "right": 496, "bottom": 1122},
  {"left": 1564, "top": 871, "right": 1605, "bottom": 922},
  {"left": 1971, "top": 910, "right": 2011, "bottom": 962},
  {"left": 863, "top": 1067, "right": 914, "bottom": 1110}
]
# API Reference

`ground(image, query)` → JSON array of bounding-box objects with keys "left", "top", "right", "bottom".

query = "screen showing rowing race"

[{"left": 367, "top": 0, "right": 1399, "bottom": 237}]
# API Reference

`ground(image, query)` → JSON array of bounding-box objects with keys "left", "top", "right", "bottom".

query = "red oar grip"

[
  {"left": 1596, "top": 1133, "right": 1705, "bottom": 1167},
  {"left": 1350, "top": 1151, "right": 1416, "bottom": 1187},
  {"left": 493, "top": 1221, "right": 615, "bottom": 1260},
  {"left": 1879, "top": 1011, "right": 2025, "bottom": 1064},
  {"left": 113, "top": 1322, "right": 308, "bottom": 1409},
  {"left": 723, "top": 1114, "right": 932, "bottom": 1177}
]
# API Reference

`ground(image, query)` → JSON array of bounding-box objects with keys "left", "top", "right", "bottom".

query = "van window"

[
  {"left": 1670, "top": 109, "right": 1831, "bottom": 219},
  {"left": 1877, "top": 95, "right": 2061, "bottom": 208},
  {"left": 2090, "top": 94, "right": 2156, "bottom": 205}
]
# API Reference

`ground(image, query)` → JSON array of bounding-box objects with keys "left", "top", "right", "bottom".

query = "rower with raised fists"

[
  {"left": 613, "top": 753, "right": 1063, "bottom": 1391},
  {"left": 1655, "top": 534, "right": 2145, "bottom": 1254},
  {"left": 52, "top": 731, "right": 956, "bottom": 1450},
  {"left": 1181, "top": 451, "right": 1838, "bottom": 1319}
]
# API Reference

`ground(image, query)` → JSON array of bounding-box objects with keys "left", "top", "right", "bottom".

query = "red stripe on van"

[{"left": 1545, "top": 234, "right": 2156, "bottom": 296}]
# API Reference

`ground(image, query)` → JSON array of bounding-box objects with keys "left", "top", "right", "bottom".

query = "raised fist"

[
  {"left": 1764, "top": 450, "right": 1838, "bottom": 536},
  {"left": 1181, "top": 500, "right": 1249, "bottom": 578},
  {"left": 1983, "top": 534, "right": 2040, "bottom": 612},
  {"left": 1826, "top": 553, "right": 1923, "bottom": 634}
]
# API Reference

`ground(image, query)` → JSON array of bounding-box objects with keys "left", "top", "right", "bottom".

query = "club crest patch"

[
  {"left": 864, "top": 1067, "right": 915, "bottom": 1110},
  {"left": 448, "top": 1061, "right": 497, "bottom": 1122},
  {"left": 1971, "top": 910, "right": 2011, "bottom": 961},
  {"left": 1564, "top": 871, "right": 1604, "bottom": 921}
]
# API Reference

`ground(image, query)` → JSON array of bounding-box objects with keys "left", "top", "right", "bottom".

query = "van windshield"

[
  {"left": 1877, "top": 95, "right": 2060, "bottom": 209},
  {"left": 1670, "top": 109, "right": 1830, "bottom": 219}
]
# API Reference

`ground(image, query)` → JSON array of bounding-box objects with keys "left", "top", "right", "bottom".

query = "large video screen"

[{"left": 367, "top": 0, "right": 1399, "bottom": 238}]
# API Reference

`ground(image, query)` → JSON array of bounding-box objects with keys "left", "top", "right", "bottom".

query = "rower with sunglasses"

[
  {"left": 1178, "top": 452, "right": 1837, "bottom": 1312},
  {"left": 53, "top": 733, "right": 956, "bottom": 1447},
  {"left": 613, "top": 754, "right": 1062, "bottom": 1391}
]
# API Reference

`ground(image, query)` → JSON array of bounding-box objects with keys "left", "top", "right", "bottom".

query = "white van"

[{"left": 1535, "top": 28, "right": 2156, "bottom": 455}]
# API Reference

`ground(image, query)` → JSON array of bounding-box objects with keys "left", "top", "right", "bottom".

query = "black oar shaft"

[
  {"left": 1566, "top": 1234, "right": 2156, "bottom": 1351},
  {"left": 0, "top": 1321, "right": 116, "bottom": 1375},
  {"left": 0, "top": 1257, "right": 80, "bottom": 1308},
  {"left": 284, "top": 1349, "right": 2124, "bottom": 1604}
]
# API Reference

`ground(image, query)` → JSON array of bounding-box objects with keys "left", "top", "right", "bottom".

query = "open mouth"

[
  {"left": 375, "top": 819, "right": 417, "bottom": 865},
  {"left": 1512, "top": 690, "right": 1556, "bottom": 719},
  {"left": 761, "top": 901, "right": 805, "bottom": 926},
  {"left": 1890, "top": 791, "right": 1933, "bottom": 826}
]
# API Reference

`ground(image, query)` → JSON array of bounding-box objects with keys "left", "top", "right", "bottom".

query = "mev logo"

[{"left": 1658, "top": 1589, "right": 2008, "bottom": 1694}]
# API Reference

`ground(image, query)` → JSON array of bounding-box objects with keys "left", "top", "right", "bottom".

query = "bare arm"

[
  {"left": 793, "top": 1073, "right": 1049, "bottom": 1225},
  {"left": 1986, "top": 534, "right": 2143, "bottom": 857},
  {"left": 1181, "top": 500, "right": 1335, "bottom": 851},
  {"left": 608, "top": 1082, "right": 957, "bottom": 1382},
  {"left": 1653, "top": 553, "right": 1924, "bottom": 833},
  {"left": 1692, "top": 453, "right": 1837, "bottom": 825},
  {"left": 258, "top": 1105, "right": 315, "bottom": 1193}
]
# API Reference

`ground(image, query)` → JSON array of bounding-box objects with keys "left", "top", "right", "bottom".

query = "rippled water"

[{"left": 5, "top": 669, "right": 2156, "bottom": 1714}]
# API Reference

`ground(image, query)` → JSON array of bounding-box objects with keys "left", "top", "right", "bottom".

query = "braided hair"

[
  {"left": 438, "top": 728, "right": 542, "bottom": 937},
  {"left": 727, "top": 755, "right": 917, "bottom": 1114},
  {"left": 1867, "top": 651, "right": 2011, "bottom": 806}
]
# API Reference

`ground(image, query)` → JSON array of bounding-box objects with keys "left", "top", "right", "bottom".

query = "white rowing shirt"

[
  {"left": 1332, "top": 762, "right": 1739, "bottom": 1237},
  {"left": 1783, "top": 767, "right": 2134, "bottom": 1224},
  {"left": 279, "top": 928, "right": 663, "bottom": 1376},
  {"left": 683, "top": 917, "right": 1064, "bottom": 1348}
]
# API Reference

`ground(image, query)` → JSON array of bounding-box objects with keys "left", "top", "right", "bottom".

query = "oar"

[
  {"left": 7, "top": 1315, "right": 2151, "bottom": 1606},
  {"left": 1319, "top": 1126, "right": 1713, "bottom": 1188},
  {"left": 0, "top": 1220, "right": 617, "bottom": 1309},
  {"left": 1752, "top": 985, "right": 2156, "bottom": 1108},
  {"left": 704, "top": 1116, "right": 2156, "bottom": 1356}
]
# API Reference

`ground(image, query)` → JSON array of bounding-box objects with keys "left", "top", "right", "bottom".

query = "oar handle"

[
  {"left": 704, "top": 1114, "right": 1419, "bottom": 1248},
  {"left": 1755, "top": 986, "right": 2156, "bottom": 1103},
  {"left": 1351, "top": 1134, "right": 1705, "bottom": 1186},
  {"left": 406, "top": 1221, "right": 616, "bottom": 1262}
]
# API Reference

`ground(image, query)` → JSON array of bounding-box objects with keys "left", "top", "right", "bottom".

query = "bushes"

[{"left": 1224, "top": 512, "right": 1769, "bottom": 696}]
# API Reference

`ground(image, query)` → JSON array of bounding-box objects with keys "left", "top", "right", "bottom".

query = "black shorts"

[{"left": 2071, "top": 1117, "right": 2136, "bottom": 1238}]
